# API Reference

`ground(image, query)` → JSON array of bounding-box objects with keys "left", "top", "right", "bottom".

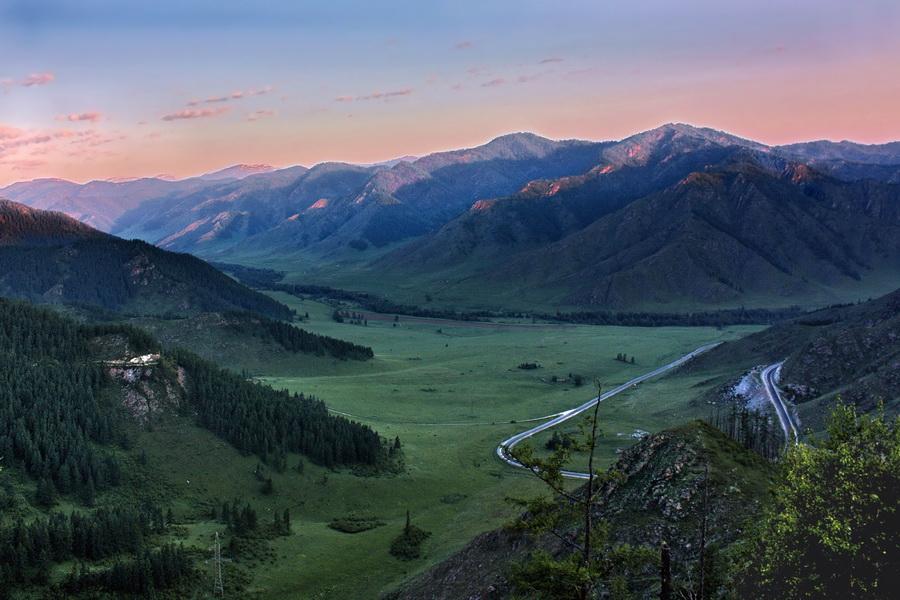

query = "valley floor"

[{"left": 171, "top": 293, "right": 757, "bottom": 597}]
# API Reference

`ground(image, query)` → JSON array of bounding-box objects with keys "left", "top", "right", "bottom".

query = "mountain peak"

[
  {"left": 198, "top": 163, "right": 276, "bottom": 181},
  {"left": 602, "top": 123, "right": 769, "bottom": 166}
]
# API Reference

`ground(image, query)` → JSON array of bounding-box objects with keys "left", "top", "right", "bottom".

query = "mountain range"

[{"left": 4, "top": 123, "right": 900, "bottom": 310}]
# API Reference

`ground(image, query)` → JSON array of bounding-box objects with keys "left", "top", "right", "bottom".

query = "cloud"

[
  {"left": 539, "top": 57, "right": 564, "bottom": 64},
  {"left": 481, "top": 78, "right": 506, "bottom": 88},
  {"left": 0, "top": 124, "right": 125, "bottom": 171},
  {"left": 22, "top": 72, "right": 55, "bottom": 86},
  {"left": 247, "top": 109, "right": 276, "bottom": 121},
  {"left": 0, "top": 125, "right": 24, "bottom": 140},
  {"left": 454, "top": 41, "right": 473, "bottom": 50},
  {"left": 358, "top": 88, "right": 413, "bottom": 101},
  {"left": 56, "top": 112, "right": 103, "bottom": 123},
  {"left": 161, "top": 107, "right": 230, "bottom": 121},
  {"left": 188, "top": 85, "right": 274, "bottom": 106},
  {"left": 334, "top": 88, "right": 413, "bottom": 102},
  {"left": 0, "top": 157, "right": 47, "bottom": 171}
]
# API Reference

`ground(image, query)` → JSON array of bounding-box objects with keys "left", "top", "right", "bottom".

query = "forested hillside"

[
  {"left": 0, "top": 296, "right": 392, "bottom": 595},
  {"left": 0, "top": 200, "right": 292, "bottom": 319}
]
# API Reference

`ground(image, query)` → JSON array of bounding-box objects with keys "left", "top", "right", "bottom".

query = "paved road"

[
  {"left": 761, "top": 362, "right": 799, "bottom": 446},
  {"left": 496, "top": 343, "right": 722, "bottom": 480}
]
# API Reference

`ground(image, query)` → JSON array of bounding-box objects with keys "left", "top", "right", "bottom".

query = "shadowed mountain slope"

[{"left": 0, "top": 200, "right": 292, "bottom": 318}]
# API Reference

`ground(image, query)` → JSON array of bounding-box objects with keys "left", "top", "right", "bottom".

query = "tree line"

[
  {"left": 707, "top": 402, "right": 784, "bottom": 460},
  {"left": 216, "top": 262, "right": 811, "bottom": 328},
  {"left": 225, "top": 311, "right": 373, "bottom": 360},
  {"left": 0, "top": 504, "right": 177, "bottom": 588},
  {"left": 171, "top": 348, "right": 390, "bottom": 468}
]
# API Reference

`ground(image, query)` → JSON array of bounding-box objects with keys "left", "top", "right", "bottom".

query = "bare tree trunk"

[
  {"left": 698, "top": 463, "right": 710, "bottom": 599},
  {"left": 580, "top": 387, "right": 602, "bottom": 600},
  {"left": 660, "top": 541, "right": 672, "bottom": 600}
]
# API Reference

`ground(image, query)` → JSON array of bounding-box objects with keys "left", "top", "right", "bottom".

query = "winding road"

[
  {"left": 496, "top": 343, "right": 722, "bottom": 480},
  {"left": 761, "top": 362, "right": 799, "bottom": 446}
]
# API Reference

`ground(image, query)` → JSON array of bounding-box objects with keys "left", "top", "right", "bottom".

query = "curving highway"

[
  {"left": 496, "top": 343, "right": 722, "bottom": 480},
  {"left": 761, "top": 362, "right": 799, "bottom": 446}
]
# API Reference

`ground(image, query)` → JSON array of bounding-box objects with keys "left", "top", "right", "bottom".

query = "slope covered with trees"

[{"left": 0, "top": 200, "right": 292, "bottom": 319}]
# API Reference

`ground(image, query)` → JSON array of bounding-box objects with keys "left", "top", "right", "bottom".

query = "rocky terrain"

[{"left": 391, "top": 421, "right": 774, "bottom": 599}]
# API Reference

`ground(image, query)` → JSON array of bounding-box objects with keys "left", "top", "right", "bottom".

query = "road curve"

[
  {"left": 761, "top": 362, "right": 799, "bottom": 446},
  {"left": 496, "top": 343, "right": 722, "bottom": 480}
]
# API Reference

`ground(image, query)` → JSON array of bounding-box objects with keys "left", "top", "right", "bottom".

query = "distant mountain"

[
  {"left": 110, "top": 163, "right": 358, "bottom": 252},
  {"left": 775, "top": 140, "right": 900, "bottom": 184},
  {"left": 6, "top": 124, "right": 900, "bottom": 311},
  {"left": 108, "top": 132, "right": 606, "bottom": 257},
  {"left": 197, "top": 163, "right": 278, "bottom": 181},
  {"left": 776, "top": 139, "right": 900, "bottom": 165},
  {"left": 0, "top": 176, "right": 215, "bottom": 231},
  {"left": 377, "top": 127, "right": 900, "bottom": 309},
  {"left": 0, "top": 200, "right": 291, "bottom": 318}
]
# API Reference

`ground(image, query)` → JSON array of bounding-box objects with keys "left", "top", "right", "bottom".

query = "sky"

[{"left": 1, "top": 0, "right": 899, "bottom": 185}]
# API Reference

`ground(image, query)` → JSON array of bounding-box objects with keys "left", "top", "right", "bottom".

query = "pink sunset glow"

[{"left": 2, "top": 1, "right": 899, "bottom": 185}]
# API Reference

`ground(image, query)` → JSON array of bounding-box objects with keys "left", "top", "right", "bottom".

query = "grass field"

[
  {"left": 141, "top": 292, "right": 755, "bottom": 598},
  {"left": 3, "top": 288, "right": 761, "bottom": 598}
]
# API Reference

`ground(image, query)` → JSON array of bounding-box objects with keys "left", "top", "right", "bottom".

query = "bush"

[
  {"left": 328, "top": 515, "right": 385, "bottom": 534},
  {"left": 390, "top": 525, "right": 431, "bottom": 560}
]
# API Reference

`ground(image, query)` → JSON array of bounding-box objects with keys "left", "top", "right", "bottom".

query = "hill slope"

[
  {"left": 0, "top": 200, "right": 292, "bottom": 318},
  {"left": 691, "top": 287, "right": 900, "bottom": 420},
  {"left": 393, "top": 420, "right": 774, "bottom": 599}
]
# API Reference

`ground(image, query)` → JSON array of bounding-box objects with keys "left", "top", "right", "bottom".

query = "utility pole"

[{"left": 212, "top": 531, "right": 224, "bottom": 597}]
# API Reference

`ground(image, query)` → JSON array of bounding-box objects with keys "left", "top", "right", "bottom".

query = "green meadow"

[{"left": 131, "top": 292, "right": 756, "bottom": 598}]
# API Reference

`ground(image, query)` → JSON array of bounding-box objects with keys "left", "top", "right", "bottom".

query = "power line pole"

[{"left": 212, "top": 531, "right": 224, "bottom": 597}]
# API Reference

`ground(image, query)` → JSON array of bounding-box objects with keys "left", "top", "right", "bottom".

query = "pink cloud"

[
  {"left": 189, "top": 85, "right": 274, "bottom": 106},
  {"left": 455, "top": 41, "right": 473, "bottom": 50},
  {"left": 481, "top": 78, "right": 506, "bottom": 88},
  {"left": 334, "top": 89, "right": 413, "bottom": 102},
  {"left": 0, "top": 158, "right": 47, "bottom": 171},
  {"left": 22, "top": 73, "right": 55, "bottom": 87},
  {"left": 247, "top": 109, "right": 276, "bottom": 121},
  {"left": 161, "top": 107, "right": 230, "bottom": 121},
  {"left": 539, "top": 57, "right": 564, "bottom": 64},
  {"left": 358, "top": 88, "right": 413, "bottom": 101},
  {"left": 56, "top": 112, "right": 103, "bottom": 123},
  {"left": 0, "top": 124, "right": 24, "bottom": 140}
]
